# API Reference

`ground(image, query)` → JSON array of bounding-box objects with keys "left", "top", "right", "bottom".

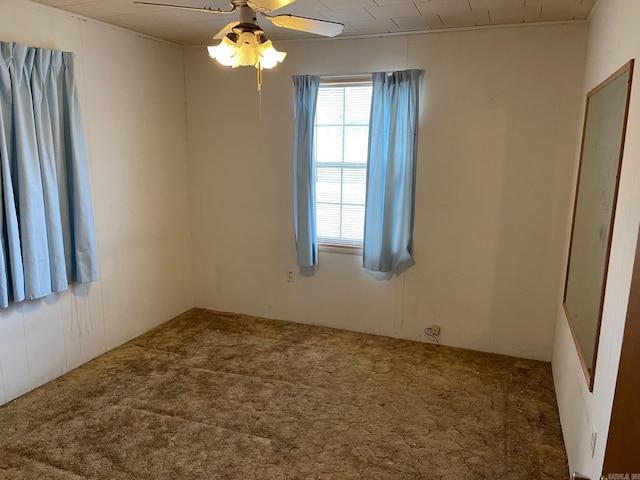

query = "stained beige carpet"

[{"left": 0, "top": 308, "right": 567, "bottom": 479}]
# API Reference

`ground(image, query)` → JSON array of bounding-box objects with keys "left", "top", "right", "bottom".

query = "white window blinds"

[{"left": 315, "top": 81, "right": 372, "bottom": 247}]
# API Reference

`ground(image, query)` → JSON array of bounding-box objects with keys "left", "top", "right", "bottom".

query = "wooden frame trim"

[
  {"left": 319, "top": 243, "right": 363, "bottom": 256},
  {"left": 319, "top": 75, "right": 372, "bottom": 87},
  {"left": 562, "top": 59, "right": 634, "bottom": 392}
]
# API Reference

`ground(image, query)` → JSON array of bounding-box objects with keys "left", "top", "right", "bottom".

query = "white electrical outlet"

[
  {"left": 431, "top": 324, "right": 441, "bottom": 336},
  {"left": 590, "top": 426, "right": 597, "bottom": 458},
  {"left": 286, "top": 270, "right": 294, "bottom": 282}
]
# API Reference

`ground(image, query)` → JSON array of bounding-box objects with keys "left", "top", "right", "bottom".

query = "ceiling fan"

[{"left": 134, "top": 0, "right": 344, "bottom": 68}]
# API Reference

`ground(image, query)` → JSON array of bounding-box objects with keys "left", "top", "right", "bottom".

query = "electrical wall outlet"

[
  {"left": 286, "top": 270, "right": 294, "bottom": 283},
  {"left": 590, "top": 426, "right": 597, "bottom": 458},
  {"left": 431, "top": 324, "right": 441, "bottom": 336}
]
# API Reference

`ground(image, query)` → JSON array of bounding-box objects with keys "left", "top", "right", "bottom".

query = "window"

[{"left": 314, "top": 80, "right": 372, "bottom": 247}]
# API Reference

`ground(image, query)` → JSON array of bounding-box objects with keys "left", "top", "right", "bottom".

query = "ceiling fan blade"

[
  {"left": 213, "top": 21, "right": 240, "bottom": 39},
  {"left": 133, "top": 1, "right": 236, "bottom": 14},
  {"left": 261, "top": 13, "right": 343, "bottom": 37},
  {"left": 247, "top": 0, "right": 297, "bottom": 13}
]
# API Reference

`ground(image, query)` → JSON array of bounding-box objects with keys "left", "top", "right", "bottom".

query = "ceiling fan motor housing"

[{"left": 238, "top": 4, "right": 258, "bottom": 23}]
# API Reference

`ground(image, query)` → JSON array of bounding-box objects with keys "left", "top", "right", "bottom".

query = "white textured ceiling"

[{"left": 31, "top": 0, "right": 595, "bottom": 45}]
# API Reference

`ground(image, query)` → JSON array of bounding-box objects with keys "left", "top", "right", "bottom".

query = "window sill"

[{"left": 319, "top": 243, "right": 363, "bottom": 256}]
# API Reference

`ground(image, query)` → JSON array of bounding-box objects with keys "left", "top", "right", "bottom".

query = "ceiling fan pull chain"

[
  {"left": 257, "top": 62, "right": 263, "bottom": 91},
  {"left": 258, "top": 74, "right": 262, "bottom": 127}
]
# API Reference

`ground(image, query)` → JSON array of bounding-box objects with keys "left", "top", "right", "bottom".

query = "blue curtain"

[
  {"left": 292, "top": 75, "right": 320, "bottom": 267},
  {"left": 363, "top": 69, "right": 423, "bottom": 273},
  {"left": 0, "top": 41, "right": 98, "bottom": 308}
]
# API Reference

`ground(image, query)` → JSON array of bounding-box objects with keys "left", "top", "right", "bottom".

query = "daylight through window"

[{"left": 315, "top": 80, "right": 372, "bottom": 247}]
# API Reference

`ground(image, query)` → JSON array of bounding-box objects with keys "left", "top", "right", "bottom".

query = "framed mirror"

[{"left": 564, "top": 60, "right": 634, "bottom": 391}]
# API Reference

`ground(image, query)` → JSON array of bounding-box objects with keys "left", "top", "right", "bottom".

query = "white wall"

[
  {"left": 553, "top": 0, "right": 640, "bottom": 477},
  {"left": 185, "top": 24, "right": 586, "bottom": 361},
  {"left": 0, "top": 0, "right": 193, "bottom": 406}
]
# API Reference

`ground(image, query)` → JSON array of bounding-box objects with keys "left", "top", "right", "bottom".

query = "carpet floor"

[{"left": 0, "top": 308, "right": 568, "bottom": 479}]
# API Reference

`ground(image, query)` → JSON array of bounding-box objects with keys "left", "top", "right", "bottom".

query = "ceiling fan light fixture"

[{"left": 208, "top": 30, "right": 285, "bottom": 69}]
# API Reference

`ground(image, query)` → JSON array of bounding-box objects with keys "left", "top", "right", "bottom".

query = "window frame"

[{"left": 314, "top": 76, "right": 372, "bottom": 252}]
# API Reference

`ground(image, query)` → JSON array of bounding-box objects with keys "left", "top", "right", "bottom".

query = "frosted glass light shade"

[
  {"left": 257, "top": 40, "right": 286, "bottom": 69},
  {"left": 207, "top": 36, "right": 238, "bottom": 67}
]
